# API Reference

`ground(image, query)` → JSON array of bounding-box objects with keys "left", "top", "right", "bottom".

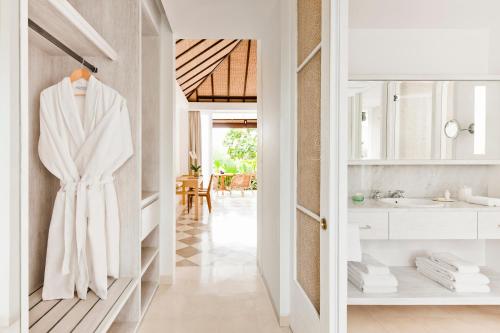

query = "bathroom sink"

[{"left": 378, "top": 198, "right": 445, "bottom": 208}]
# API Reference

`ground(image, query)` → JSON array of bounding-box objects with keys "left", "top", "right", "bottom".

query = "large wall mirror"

[{"left": 348, "top": 80, "right": 500, "bottom": 162}]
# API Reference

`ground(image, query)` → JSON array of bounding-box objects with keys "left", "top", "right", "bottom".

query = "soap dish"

[{"left": 432, "top": 197, "right": 456, "bottom": 202}]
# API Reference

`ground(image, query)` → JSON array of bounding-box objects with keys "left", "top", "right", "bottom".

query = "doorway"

[
  {"left": 175, "top": 110, "right": 258, "bottom": 268},
  {"left": 139, "top": 38, "right": 286, "bottom": 332}
]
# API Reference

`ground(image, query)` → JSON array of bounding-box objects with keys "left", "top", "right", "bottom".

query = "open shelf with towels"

[
  {"left": 348, "top": 266, "right": 500, "bottom": 305},
  {"left": 28, "top": 0, "right": 117, "bottom": 60}
]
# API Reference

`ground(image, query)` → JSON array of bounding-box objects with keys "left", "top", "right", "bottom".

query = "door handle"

[{"left": 321, "top": 218, "right": 327, "bottom": 230}]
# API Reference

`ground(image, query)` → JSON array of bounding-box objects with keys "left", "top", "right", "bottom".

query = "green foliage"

[
  {"left": 190, "top": 164, "right": 202, "bottom": 172},
  {"left": 213, "top": 129, "right": 258, "bottom": 184},
  {"left": 223, "top": 129, "right": 257, "bottom": 161}
]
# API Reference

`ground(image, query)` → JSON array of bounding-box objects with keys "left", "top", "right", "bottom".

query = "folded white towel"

[
  {"left": 418, "top": 266, "right": 490, "bottom": 293},
  {"left": 429, "top": 253, "right": 479, "bottom": 274},
  {"left": 416, "top": 257, "right": 489, "bottom": 285},
  {"left": 348, "top": 265, "right": 398, "bottom": 287},
  {"left": 347, "top": 223, "right": 362, "bottom": 261},
  {"left": 349, "top": 253, "right": 390, "bottom": 275},
  {"left": 349, "top": 279, "right": 397, "bottom": 294},
  {"left": 467, "top": 196, "right": 500, "bottom": 207}
]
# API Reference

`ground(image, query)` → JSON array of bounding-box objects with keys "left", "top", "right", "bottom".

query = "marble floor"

[
  {"left": 140, "top": 192, "right": 290, "bottom": 333},
  {"left": 139, "top": 266, "right": 290, "bottom": 333},
  {"left": 175, "top": 192, "right": 257, "bottom": 267}
]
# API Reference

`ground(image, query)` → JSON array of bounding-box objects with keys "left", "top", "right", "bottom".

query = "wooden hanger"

[
  {"left": 70, "top": 59, "right": 91, "bottom": 96},
  {"left": 69, "top": 68, "right": 91, "bottom": 82}
]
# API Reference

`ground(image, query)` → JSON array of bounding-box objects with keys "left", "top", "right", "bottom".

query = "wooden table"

[
  {"left": 215, "top": 173, "right": 235, "bottom": 193},
  {"left": 176, "top": 175, "right": 203, "bottom": 220}
]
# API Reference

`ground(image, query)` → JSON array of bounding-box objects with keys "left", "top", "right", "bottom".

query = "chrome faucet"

[
  {"left": 370, "top": 190, "right": 383, "bottom": 200},
  {"left": 389, "top": 190, "right": 406, "bottom": 198}
]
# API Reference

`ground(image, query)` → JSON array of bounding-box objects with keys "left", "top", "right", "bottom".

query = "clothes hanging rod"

[{"left": 28, "top": 18, "right": 98, "bottom": 73}]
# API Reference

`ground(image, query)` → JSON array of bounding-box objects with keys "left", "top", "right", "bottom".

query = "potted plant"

[{"left": 190, "top": 164, "right": 202, "bottom": 177}]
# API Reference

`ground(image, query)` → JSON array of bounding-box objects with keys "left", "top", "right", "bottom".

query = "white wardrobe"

[{"left": 25, "top": 0, "right": 167, "bottom": 331}]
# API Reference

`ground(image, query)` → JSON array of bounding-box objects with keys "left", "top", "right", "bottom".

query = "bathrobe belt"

[{"left": 59, "top": 176, "right": 114, "bottom": 274}]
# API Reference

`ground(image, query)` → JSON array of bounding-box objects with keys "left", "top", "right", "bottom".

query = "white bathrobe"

[{"left": 39, "top": 76, "right": 133, "bottom": 300}]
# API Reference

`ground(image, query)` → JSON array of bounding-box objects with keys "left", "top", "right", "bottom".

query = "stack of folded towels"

[
  {"left": 416, "top": 253, "right": 490, "bottom": 293},
  {"left": 348, "top": 254, "right": 398, "bottom": 293}
]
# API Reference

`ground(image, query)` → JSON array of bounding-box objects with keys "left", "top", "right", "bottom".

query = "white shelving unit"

[
  {"left": 142, "top": 191, "right": 160, "bottom": 208},
  {"left": 29, "top": 0, "right": 117, "bottom": 59},
  {"left": 141, "top": 246, "right": 160, "bottom": 276},
  {"left": 349, "top": 159, "right": 500, "bottom": 166},
  {"left": 348, "top": 267, "right": 500, "bottom": 305},
  {"left": 25, "top": 0, "right": 166, "bottom": 331},
  {"left": 140, "top": 280, "right": 159, "bottom": 315}
]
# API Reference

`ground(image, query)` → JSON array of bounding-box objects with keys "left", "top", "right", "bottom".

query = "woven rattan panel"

[
  {"left": 297, "top": 51, "right": 321, "bottom": 216},
  {"left": 296, "top": 209, "right": 321, "bottom": 313},
  {"left": 297, "top": 0, "right": 321, "bottom": 65}
]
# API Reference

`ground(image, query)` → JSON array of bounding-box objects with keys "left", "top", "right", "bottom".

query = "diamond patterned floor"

[{"left": 176, "top": 192, "right": 257, "bottom": 267}]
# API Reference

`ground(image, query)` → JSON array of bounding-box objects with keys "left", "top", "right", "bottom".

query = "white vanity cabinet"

[
  {"left": 478, "top": 212, "right": 500, "bottom": 239},
  {"left": 348, "top": 212, "right": 389, "bottom": 239},
  {"left": 350, "top": 209, "right": 500, "bottom": 240},
  {"left": 389, "top": 211, "right": 477, "bottom": 239},
  {"left": 348, "top": 205, "right": 500, "bottom": 306}
]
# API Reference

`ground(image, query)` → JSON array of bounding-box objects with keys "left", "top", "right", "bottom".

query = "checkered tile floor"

[{"left": 176, "top": 193, "right": 257, "bottom": 267}]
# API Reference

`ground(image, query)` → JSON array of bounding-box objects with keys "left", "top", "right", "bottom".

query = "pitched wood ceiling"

[{"left": 175, "top": 39, "right": 257, "bottom": 103}]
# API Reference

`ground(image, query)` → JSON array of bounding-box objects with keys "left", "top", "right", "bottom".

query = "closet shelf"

[
  {"left": 29, "top": 0, "right": 117, "bottom": 60},
  {"left": 108, "top": 321, "right": 140, "bottom": 333},
  {"left": 348, "top": 266, "right": 500, "bottom": 305},
  {"left": 141, "top": 281, "right": 159, "bottom": 316},
  {"left": 141, "top": 191, "right": 159, "bottom": 208},
  {"left": 141, "top": 247, "right": 159, "bottom": 276},
  {"left": 28, "top": 277, "right": 138, "bottom": 333}
]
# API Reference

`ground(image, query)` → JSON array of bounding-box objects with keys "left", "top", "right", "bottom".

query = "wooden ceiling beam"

[
  {"left": 210, "top": 74, "right": 214, "bottom": 102},
  {"left": 213, "top": 119, "right": 257, "bottom": 129},
  {"left": 227, "top": 55, "right": 231, "bottom": 102},
  {"left": 182, "top": 74, "right": 212, "bottom": 95},
  {"left": 196, "top": 95, "right": 257, "bottom": 101},
  {"left": 243, "top": 40, "right": 251, "bottom": 97},
  {"left": 177, "top": 40, "right": 238, "bottom": 84},
  {"left": 176, "top": 39, "right": 206, "bottom": 60},
  {"left": 182, "top": 40, "right": 242, "bottom": 97},
  {"left": 176, "top": 39, "right": 226, "bottom": 72}
]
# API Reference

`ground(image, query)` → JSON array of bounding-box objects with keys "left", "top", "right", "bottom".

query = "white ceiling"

[{"left": 160, "top": 0, "right": 280, "bottom": 39}]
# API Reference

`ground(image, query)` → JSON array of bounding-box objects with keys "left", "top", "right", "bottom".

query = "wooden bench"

[{"left": 29, "top": 278, "right": 136, "bottom": 332}]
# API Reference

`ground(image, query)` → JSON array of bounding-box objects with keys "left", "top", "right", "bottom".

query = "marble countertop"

[{"left": 349, "top": 199, "right": 500, "bottom": 212}]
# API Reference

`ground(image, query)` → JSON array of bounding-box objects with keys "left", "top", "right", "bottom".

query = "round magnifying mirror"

[{"left": 444, "top": 119, "right": 460, "bottom": 139}]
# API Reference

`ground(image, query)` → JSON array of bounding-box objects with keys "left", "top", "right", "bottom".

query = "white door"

[{"left": 290, "top": 0, "right": 346, "bottom": 332}]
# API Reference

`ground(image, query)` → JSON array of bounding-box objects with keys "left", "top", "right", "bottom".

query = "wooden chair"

[
  {"left": 228, "top": 174, "right": 252, "bottom": 196},
  {"left": 188, "top": 174, "right": 214, "bottom": 213}
]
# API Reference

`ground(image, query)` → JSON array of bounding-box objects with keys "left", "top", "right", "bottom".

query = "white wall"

[
  {"left": 349, "top": 0, "right": 500, "bottom": 76},
  {"left": 161, "top": 0, "right": 289, "bottom": 319},
  {"left": 347, "top": 0, "right": 500, "bottom": 203},
  {"left": 175, "top": 83, "right": 189, "bottom": 176},
  {"left": 159, "top": 16, "right": 177, "bottom": 281},
  {"left": 0, "top": 0, "right": 21, "bottom": 328},
  {"left": 349, "top": 165, "right": 491, "bottom": 198}
]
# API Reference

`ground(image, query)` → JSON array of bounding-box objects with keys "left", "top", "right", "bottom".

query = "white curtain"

[
  {"left": 188, "top": 111, "right": 202, "bottom": 172},
  {"left": 200, "top": 113, "right": 212, "bottom": 185}
]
